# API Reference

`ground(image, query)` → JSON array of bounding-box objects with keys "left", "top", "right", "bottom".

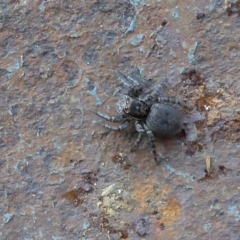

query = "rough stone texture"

[{"left": 1, "top": 0, "right": 240, "bottom": 239}]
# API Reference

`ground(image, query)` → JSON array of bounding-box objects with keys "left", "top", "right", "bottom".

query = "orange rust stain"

[
  {"left": 196, "top": 93, "right": 225, "bottom": 112},
  {"left": 196, "top": 95, "right": 215, "bottom": 112},
  {"left": 132, "top": 181, "right": 182, "bottom": 238},
  {"left": 63, "top": 189, "right": 83, "bottom": 206},
  {"left": 132, "top": 181, "right": 172, "bottom": 214},
  {"left": 132, "top": 182, "right": 155, "bottom": 213},
  {"left": 159, "top": 198, "right": 182, "bottom": 226},
  {"left": 57, "top": 146, "right": 83, "bottom": 168},
  {"left": 148, "top": 199, "right": 182, "bottom": 239},
  {"left": 132, "top": 181, "right": 182, "bottom": 221}
]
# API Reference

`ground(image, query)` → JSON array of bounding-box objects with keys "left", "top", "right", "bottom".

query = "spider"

[{"left": 93, "top": 71, "right": 184, "bottom": 165}]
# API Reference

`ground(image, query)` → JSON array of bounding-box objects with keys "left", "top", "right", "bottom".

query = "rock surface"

[{"left": 1, "top": 0, "right": 240, "bottom": 239}]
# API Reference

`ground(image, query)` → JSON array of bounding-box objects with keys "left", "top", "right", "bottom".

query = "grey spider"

[{"left": 93, "top": 71, "right": 184, "bottom": 165}]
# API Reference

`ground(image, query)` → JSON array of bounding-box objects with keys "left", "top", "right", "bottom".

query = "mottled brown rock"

[{"left": 1, "top": 0, "right": 240, "bottom": 239}]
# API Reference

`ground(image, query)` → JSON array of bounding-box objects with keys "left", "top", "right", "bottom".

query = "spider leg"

[
  {"left": 92, "top": 110, "right": 124, "bottom": 122},
  {"left": 128, "top": 84, "right": 143, "bottom": 98},
  {"left": 100, "top": 120, "right": 129, "bottom": 131},
  {"left": 126, "top": 75, "right": 140, "bottom": 86},
  {"left": 131, "top": 121, "right": 145, "bottom": 151},
  {"left": 142, "top": 124, "right": 159, "bottom": 165},
  {"left": 156, "top": 97, "right": 182, "bottom": 107},
  {"left": 114, "top": 70, "right": 140, "bottom": 88},
  {"left": 142, "top": 85, "right": 162, "bottom": 102},
  {"left": 134, "top": 121, "right": 145, "bottom": 133}
]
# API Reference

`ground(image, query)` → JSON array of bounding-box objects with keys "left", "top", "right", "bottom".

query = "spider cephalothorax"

[
  {"left": 117, "top": 95, "right": 150, "bottom": 120},
  {"left": 93, "top": 71, "right": 184, "bottom": 165}
]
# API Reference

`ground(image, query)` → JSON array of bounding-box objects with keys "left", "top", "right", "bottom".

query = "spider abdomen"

[{"left": 146, "top": 103, "right": 182, "bottom": 138}]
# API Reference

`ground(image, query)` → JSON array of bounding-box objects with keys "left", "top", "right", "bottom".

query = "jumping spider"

[{"left": 94, "top": 71, "right": 184, "bottom": 165}]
